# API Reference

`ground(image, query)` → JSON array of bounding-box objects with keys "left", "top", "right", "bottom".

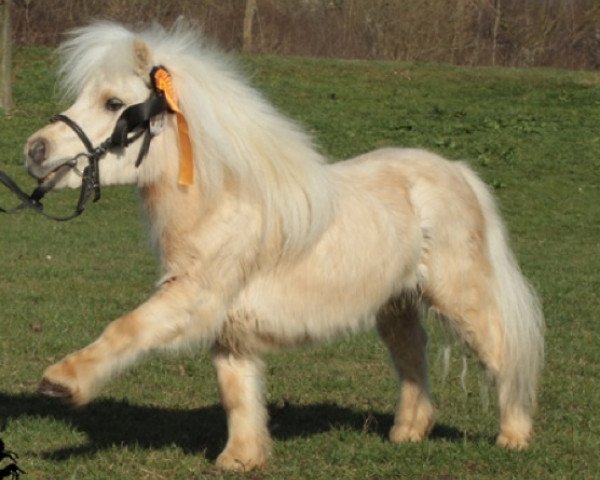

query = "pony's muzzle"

[{"left": 27, "top": 137, "right": 48, "bottom": 166}]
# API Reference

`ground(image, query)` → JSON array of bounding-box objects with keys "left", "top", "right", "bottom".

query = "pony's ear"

[{"left": 133, "top": 38, "right": 151, "bottom": 78}]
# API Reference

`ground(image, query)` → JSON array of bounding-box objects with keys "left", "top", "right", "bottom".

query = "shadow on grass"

[{"left": 0, "top": 392, "right": 482, "bottom": 461}]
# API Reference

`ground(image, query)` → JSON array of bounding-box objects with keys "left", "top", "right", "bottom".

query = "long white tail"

[{"left": 458, "top": 163, "right": 544, "bottom": 415}]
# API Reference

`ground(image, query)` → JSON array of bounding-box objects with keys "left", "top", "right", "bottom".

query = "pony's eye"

[{"left": 105, "top": 97, "right": 125, "bottom": 112}]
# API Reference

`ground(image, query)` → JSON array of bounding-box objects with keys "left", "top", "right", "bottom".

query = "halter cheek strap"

[
  {"left": 49, "top": 113, "right": 107, "bottom": 205},
  {"left": 51, "top": 113, "right": 96, "bottom": 152}
]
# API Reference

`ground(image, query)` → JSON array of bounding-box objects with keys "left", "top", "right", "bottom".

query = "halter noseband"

[{"left": 0, "top": 66, "right": 172, "bottom": 221}]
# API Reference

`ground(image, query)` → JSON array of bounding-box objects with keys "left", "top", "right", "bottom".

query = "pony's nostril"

[{"left": 28, "top": 138, "right": 47, "bottom": 165}]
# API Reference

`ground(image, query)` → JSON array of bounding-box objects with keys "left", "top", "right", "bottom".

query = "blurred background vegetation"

[{"left": 9, "top": 0, "right": 600, "bottom": 70}]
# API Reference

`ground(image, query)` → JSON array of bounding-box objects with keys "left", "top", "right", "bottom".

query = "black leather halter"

[{"left": 0, "top": 67, "right": 171, "bottom": 221}]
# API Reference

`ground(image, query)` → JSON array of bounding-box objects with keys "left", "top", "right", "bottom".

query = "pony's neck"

[{"left": 140, "top": 173, "right": 206, "bottom": 273}]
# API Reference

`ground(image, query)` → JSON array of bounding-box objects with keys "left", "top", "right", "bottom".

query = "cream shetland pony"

[{"left": 26, "top": 22, "right": 543, "bottom": 471}]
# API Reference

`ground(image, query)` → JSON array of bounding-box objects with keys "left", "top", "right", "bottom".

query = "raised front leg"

[
  {"left": 38, "top": 278, "right": 226, "bottom": 405},
  {"left": 212, "top": 346, "right": 270, "bottom": 472}
]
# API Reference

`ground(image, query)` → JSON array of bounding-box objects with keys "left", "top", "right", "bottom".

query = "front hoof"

[
  {"left": 38, "top": 373, "right": 89, "bottom": 406},
  {"left": 389, "top": 424, "right": 428, "bottom": 443},
  {"left": 216, "top": 450, "right": 267, "bottom": 472},
  {"left": 38, "top": 377, "right": 73, "bottom": 399},
  {"left": 497, "top": 432, "right": 530, "bottom": 450}
]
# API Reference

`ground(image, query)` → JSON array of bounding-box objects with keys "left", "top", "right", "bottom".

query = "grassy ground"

[{"left": 0, "top": 47, "right": 598, "bottom": 479}]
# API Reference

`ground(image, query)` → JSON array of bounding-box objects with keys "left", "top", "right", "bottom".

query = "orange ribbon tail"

[
  {"left": 153, "top": 67, "right": 194, "bottom": 186},
  {"left": 176, "top": 113, "right": 194, "bottom": 186}
]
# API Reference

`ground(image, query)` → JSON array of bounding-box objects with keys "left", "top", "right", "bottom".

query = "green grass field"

[{"left": 0, "top": 47, "right": 598, "bottom": 479}]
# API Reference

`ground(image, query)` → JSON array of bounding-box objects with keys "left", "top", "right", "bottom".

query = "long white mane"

[{"left": 57, "top": 21, "right": 333, "bottom": 253}]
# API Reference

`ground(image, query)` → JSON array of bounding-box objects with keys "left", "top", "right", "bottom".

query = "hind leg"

[
  {"left": 211, "top": 346, "right": 271, "bottom": 471},
  {"left": 426, "top": 280, "right": 532, "bottom": 449},
  {"left": 468, "top": 306, "right": 533, "bottom": 450},
  {"left": 377, "top": 299, "right": 435, "bottom": 443}
]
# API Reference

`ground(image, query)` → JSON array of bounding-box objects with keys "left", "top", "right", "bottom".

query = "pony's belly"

[
  {"left": 220, "top": 248, "right": 419, "bottom": 354},
  {"left": 218, "top": 302, "right": 380, "bottom": 356}
]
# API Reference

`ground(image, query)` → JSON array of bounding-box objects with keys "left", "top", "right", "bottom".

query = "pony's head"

[
  {"left": 24, "top": 21, "right": 333, "bottom": 253},
  {"left": 25, "top": 22, "right": 188, "bottom": 189}
]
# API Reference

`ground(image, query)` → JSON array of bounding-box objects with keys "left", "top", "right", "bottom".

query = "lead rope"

[{"left": 0, "top": 159, "right": 98, "bottom": 221}]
